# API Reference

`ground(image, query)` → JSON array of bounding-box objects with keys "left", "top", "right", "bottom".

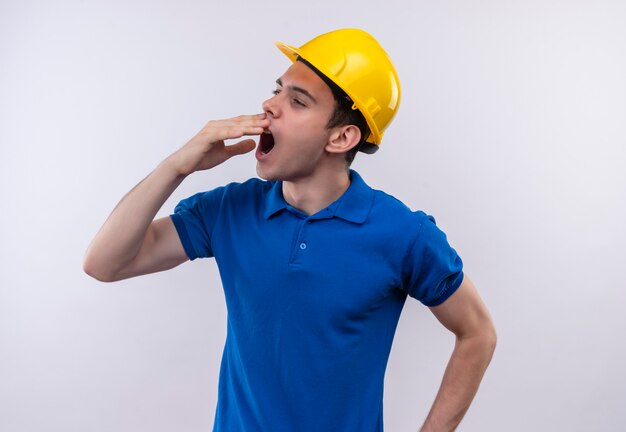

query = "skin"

[
  {"left": 422, "top": 276, "right": 497, "bottom": 431},
  {"left": 257, "top": 60, "right": 362, "bottom": 215},
  {"left": 83, "top": 60, "right": 496, "bottom": 431}
]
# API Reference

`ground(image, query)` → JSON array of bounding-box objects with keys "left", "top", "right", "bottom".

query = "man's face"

[{"left": 255, "top": 60, "right": 337, "bottom": 182}]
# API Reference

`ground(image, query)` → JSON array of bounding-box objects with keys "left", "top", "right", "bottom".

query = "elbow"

[
  {"left": 483, "top": 321, "right": 498, "bottom": 355},
  {"left": 459, "top": 320, "right": 497, "bottom": 356},
  {"left": 82, "top": 253, "right": 117, "bottom": 283},
  {"left": 487, "top": 326, "right": 498, "bottom": 354},
  {"left": 475, "top": 313, "right": 498, "bottom": 355}
]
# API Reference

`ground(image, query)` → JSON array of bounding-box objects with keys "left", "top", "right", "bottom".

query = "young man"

[{"left": 84, "top": 29, "right": 496, "bottom": 432}]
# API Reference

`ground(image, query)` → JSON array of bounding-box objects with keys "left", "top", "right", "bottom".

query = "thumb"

[{"left": 225, "top": 138, "right": 257, "bottom": 157}]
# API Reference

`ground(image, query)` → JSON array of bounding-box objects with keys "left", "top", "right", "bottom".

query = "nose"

[{"left": 262, "top": 93, "right": 280, "bottom": 118}]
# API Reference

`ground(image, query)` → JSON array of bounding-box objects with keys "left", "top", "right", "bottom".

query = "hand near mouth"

[{"left": 169, "top": 113, "right": 270, "bottom": 176}]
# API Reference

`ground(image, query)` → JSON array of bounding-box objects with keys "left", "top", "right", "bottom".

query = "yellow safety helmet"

[{"left": 275, "top": 28, "right": 401, "bottom": 153}]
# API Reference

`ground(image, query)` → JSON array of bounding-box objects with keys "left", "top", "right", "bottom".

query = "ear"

[{"left": 325, "top": 125, "right": 361, "bottom": 155}]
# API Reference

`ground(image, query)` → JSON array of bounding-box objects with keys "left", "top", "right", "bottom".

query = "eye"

[{"left": 271, "top": 88, "right": 306, "bottom": 108}]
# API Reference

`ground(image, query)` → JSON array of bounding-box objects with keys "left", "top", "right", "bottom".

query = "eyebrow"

[{"left": 276, "top": 78, "right": 318, "bottom": 104}]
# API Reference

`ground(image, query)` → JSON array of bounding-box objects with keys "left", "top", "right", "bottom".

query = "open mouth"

[{"left": 259, "top": 129, "right": 275, "bottom": 155}]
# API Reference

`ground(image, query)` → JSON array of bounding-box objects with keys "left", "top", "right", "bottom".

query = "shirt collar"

[
  {"left": 263, "top": 180, "right": 287, "bottom": 219},
  {"left": 263, "top": 170, "right": 374, "bottom": 224}
]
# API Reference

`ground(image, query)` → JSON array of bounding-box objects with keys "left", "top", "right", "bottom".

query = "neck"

[{"left": 282, "top": 166, "right": 351, "bottom": 216}]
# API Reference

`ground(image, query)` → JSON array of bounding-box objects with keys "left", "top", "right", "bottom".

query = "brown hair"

[{"left": 296, "top": 57, "right": 370, "bottom": 166}]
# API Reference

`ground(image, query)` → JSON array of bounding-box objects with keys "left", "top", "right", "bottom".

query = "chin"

[{"left": 256, "top": 164, "right": 277, "bottom": 181}]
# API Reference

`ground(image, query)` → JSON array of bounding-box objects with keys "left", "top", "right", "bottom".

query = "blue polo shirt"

[{"left": 170, "top": 170, "right": 463, "bottom": 432}]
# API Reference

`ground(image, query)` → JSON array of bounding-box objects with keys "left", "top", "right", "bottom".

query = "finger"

[
  {"left": 211, "top": 126, "right": 266, "bottom": 142},
  {"left": 228, "top": 113, "right": 266, "bottom": 122},
  {"left": 213, "top": 113, "right": 269, "bottom": 128},
  {"left": 208, "top": 113, "right": 264, "bottom": 125},
  {"left": 224, "top": 138, "right": 256, "bottom": 156}
]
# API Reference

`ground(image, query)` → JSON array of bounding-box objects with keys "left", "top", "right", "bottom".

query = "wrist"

[{"left": 162, "top": 152, "right": 193, "bottom": 178}]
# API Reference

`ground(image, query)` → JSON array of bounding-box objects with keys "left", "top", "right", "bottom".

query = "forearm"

[
  {"left": 83, "top": 156, "right": 185, "bottom": 280},
  {"left": 83, "top": 114, "right": 267, "bottom": 281},
  {"left": 420, "top": 333, "right": 496, "bottom": 432}
]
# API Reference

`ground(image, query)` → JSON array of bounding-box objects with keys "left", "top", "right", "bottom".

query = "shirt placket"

[{"left": 287, "top": 208, "right": 335, "bottom": 267}]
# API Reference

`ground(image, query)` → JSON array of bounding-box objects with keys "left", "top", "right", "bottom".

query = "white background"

[{"left": 1, "top": 0, "right": 625, "bottom": 431}]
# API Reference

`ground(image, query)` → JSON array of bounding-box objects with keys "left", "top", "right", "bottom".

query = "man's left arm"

[{"left": 420, "top": 275, "right": 497, "bottom": 432}]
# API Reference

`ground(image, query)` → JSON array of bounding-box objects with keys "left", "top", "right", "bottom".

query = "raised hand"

[{"left": 170, "top": 113, "right": 270, "bottom": 176}]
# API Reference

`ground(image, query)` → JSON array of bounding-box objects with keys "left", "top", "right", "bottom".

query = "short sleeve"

[
  {"left": 402, "top": 212, "right": 464, "bottom": 307},
  {"left": 169, "top": 187, "right": 226, "bottom": 260}
]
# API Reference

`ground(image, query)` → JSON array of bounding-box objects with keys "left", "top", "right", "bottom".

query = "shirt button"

[{"left": 299, "top": 242, "right": 307, "bottom": 250}]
